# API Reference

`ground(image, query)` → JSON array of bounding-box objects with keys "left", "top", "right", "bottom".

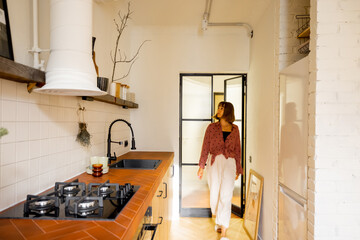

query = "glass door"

[
  {"left": 225, "top": 75, "right": 247, "bottom": 217},
  {"left": 180, "top": 74, "right": 213, "bottom": 217}
]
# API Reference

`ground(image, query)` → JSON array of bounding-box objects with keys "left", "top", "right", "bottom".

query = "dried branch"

[
  {"left": 112, "top": 58, "right": 138, "bottom": 82},
  {"left": 114, "top": 40, "right": 150, "bottom": 64},
  {"left": 110, "top": 2, "right": 149, "bottom": 83}
]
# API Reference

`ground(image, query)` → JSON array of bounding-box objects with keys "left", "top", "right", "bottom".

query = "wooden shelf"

[
  {"left": 82, "top": 94, "right": 138, "bottom": 108},
  {"left": 0, "top": 56, "right": 138, "bottom": 109},
  {"left": 0, "top": 56, "right": 45, "bottom": 85},
  {"left": 297, "top": 26, "right": 310, "bottom": 38}
]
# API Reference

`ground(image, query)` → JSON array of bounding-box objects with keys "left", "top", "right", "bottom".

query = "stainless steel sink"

[{"left": 109, "top": 159, "right": 162, "bottom": 170}]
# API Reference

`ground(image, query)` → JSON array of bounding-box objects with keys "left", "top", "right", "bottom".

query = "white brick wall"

[
  {"left": 309, "top": 0, "right": 360, "bottom": 239},
  {"left": 0, "top": 79, "right": 131, "bottom": 211}
]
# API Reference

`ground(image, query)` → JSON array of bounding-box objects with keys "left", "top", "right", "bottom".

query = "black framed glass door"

[{"left": 179, "top": 73, "right": 247, "bottom": 217}]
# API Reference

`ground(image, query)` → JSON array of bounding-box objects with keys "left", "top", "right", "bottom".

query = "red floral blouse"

[{"left": 199, "top": 121, "right": 243, "bottom": 175}]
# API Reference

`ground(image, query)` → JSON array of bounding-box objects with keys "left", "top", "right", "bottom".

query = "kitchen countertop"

[{"left": 0, "top": 151, "right": 174, "bottom": 240}]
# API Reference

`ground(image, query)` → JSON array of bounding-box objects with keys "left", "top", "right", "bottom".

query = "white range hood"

[{"left": 34, "top": 0, "right": 106, "bottom": 96}]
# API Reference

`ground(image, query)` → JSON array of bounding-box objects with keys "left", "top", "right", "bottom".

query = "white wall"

[
  {"left": 247, "top": 1, "right": 277, "bottom": 239},
  {"left": 0, "top": 1, "right": 132, "bottom": 211},
  {"left": 308, "top": 0, "right": 360, "bottom": 239}
]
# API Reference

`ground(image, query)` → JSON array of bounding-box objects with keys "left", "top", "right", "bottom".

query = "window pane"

[
  {"left": 182, "top": 76, "right": 211, "bottom": 119},
  {"left": 182, "top": 121, "right": 210, "bottom": 164},
  {"left": 226, "top": 77, "right": 242, "bottom": 120},
  {"left": 181, "top": 165, "right": 210, "bottom": 208}
]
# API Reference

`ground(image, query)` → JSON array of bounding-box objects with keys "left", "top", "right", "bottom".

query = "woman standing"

[{"left": 197, "top": 101, "right": 243, "bottom": 240}]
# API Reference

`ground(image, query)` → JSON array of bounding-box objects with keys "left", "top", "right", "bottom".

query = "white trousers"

[{"left": 207, "top": 154, "right": 236, "bottom": 228}]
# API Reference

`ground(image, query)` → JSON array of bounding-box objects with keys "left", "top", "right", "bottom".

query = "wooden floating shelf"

[
  {"left": 297, "top": 26, "right": 310, "bottom": 38},
  {"left": 0, "top": 56, "right": 138, "bottom": 109},
  {"left": 82, "top": 94, "right": 138, "bottom": 108},
  {"left": 0, "top": 56, "right": 45, "bottom": 85}
]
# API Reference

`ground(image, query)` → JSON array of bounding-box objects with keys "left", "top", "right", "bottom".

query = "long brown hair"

[{"left": 213, "top": 101, "right": 235, "bottom": 123}]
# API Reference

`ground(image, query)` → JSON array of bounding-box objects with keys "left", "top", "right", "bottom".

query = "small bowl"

[{"left": 92, "top": 164, "right": 103, "bottom": 169}]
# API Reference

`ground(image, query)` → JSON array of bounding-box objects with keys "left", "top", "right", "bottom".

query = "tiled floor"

[{"left": 169, "top": 215, "right": 251, "bottom": 240}]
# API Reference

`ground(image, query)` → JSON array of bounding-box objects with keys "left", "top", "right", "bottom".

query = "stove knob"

[
  {"left": 125, "top": 183, "right": 131, "bottom": 192},
  {"left": 119, "top": 188, "right": 125, "bottom": 198}
]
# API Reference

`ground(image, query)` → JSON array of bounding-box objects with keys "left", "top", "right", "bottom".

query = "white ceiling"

[{"left": 108, "top": 0, "right": 272, "bottom": 27}]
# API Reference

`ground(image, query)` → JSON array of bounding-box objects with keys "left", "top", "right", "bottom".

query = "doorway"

[{"left": 179, "top": 73, "right": 247, "bottom": 217}]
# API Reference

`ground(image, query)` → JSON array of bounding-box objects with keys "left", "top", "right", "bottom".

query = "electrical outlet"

[{"left": 124, "top": 140, "right": 128, "bottom": 147}]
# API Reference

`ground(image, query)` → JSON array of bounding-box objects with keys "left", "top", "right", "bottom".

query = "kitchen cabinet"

[{"left": 150, "top": 162, "right": 174, "bottom": 240}]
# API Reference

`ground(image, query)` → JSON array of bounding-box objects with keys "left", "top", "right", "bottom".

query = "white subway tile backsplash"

[
  {"left": 0, "top": 184, "right": 15, "bottom": 211},
  {"left": 27, "top": 92, "right": 41, "bottom": 104},
  {"left": 49, "top": 95, "right": 59, "bottom": 106},
  {"left": 29, "top": 140, "right": 41, "bottom": 159},
  {"left": 28, "top": 176, "right": 39, "bottom": 195},
  {"left": 29, "top": 157, "right": 39, "bottom": 178},
  {"left": 16, "top": 141, "right": 29, "bottom": 162},
  {"left": 49, "top": 170, "right": 56, "bottom": 185},
  {"left": 2, "top": 100, "right": 16, "bottom": 122},
  {"left": 48, "top": 122, "right": 59, "bottom": 138},
  {"left": 0, "top": 122, "right": 16, "bottom": 144},
  {"left": 40, "top": 140, "right": 49, "bottom": 158},
  {"left": 39, "top": 105, "right": 50, "bottom": 122},
  {"left": 39, "top": 172, "right": 51, "bottom": 191},
  {"left": 16, "top": 179, "right": 29, "bottom": 202},
  {"left": 29, "top": 122, "right": 41, "bottom": 140},
  {"left": 16, "top": 109, "right": 28, "bottom": 129},
  {"left": 16, "top": 83, "right": 30, "bottom": 102},
  {"left": 48, "top": 155, "right": 57, "bottom": 171},
  {"left": 49, "top": 106, "right": 59, "bottom": 121},
  {"left": 55, "top": 166, "right": 67, "bottom": 182},
  {"left": 58, "top": 108, "right": 65, "bottom": 122},
  {"left": 0, "top": 143, "right": 15, "bottom": 166},
  {"left": 29, "top": 103, "right": 40, "bottom": 122},
  {"left": 16, "top": 160, "right": 29, "bottom": 182},
  {"left": 0, "top": 163, "right": 16, "bottom": 187},
  {"left": 40, "top": 122, "right": 49, "bottom": 139},
  {"left": 1, "top": 81, "right": 17, "bottom": 101},
  {"left": 16, "top": 122, "right": 29, "bottom": 142},
  {"left": 40, "top": 94, "right": 50, "bottom": 106},
  {"left": 39, "top": 155, "right": 52, "bottom": 174}
]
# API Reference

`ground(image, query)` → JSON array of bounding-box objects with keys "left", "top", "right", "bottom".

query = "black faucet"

[{"left": 107, "top": 119, "right": 136, "bottom": 164}]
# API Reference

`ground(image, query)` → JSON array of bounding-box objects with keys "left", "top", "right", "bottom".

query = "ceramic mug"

[
  {"left": 90, "top": 156, "right": 99, "bottom": 169},
  {"left": 98, "top": 156, "right": 109, "bottom": 170}
]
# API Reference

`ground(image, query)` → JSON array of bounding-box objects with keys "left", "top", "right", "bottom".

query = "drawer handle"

[
  {"left": 156, "top": 190, "right": 163, "bottom": 198},
  {"left": 158, "top": 216, "right": 163, "bottom": 225},
  {"left": 163, "top": 182, "right": 167, "bottom": 199},
  {"left": 171, "top": 164, "right": 174, "bottom": 178}
]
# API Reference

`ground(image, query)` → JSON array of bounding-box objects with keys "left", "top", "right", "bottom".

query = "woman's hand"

[{"left": 197, "top": 167, "right": 204, "bottom": 180}]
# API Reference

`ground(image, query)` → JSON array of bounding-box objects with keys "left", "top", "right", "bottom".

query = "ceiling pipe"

[
  {"left": 34, "top": 0, "right": 106, "bottom": 96},
  {"left": 202, "top": 0, "right": 254, "bottom": 38},
  {"left": 28, "top": 0, "right": 48, "bottom": 71}
]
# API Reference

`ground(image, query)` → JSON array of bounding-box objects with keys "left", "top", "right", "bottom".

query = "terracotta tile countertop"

[{"left": 0, "top": 151, "right": 174, "bottom": 240}]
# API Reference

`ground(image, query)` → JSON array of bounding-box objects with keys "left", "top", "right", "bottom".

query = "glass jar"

[{"left": 122, "top": 84, "right": 128, "bottom": 100}]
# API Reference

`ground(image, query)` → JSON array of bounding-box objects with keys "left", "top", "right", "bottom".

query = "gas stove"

[{"left": 0, "top": 179, "right": 139, "bottom": 220}]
